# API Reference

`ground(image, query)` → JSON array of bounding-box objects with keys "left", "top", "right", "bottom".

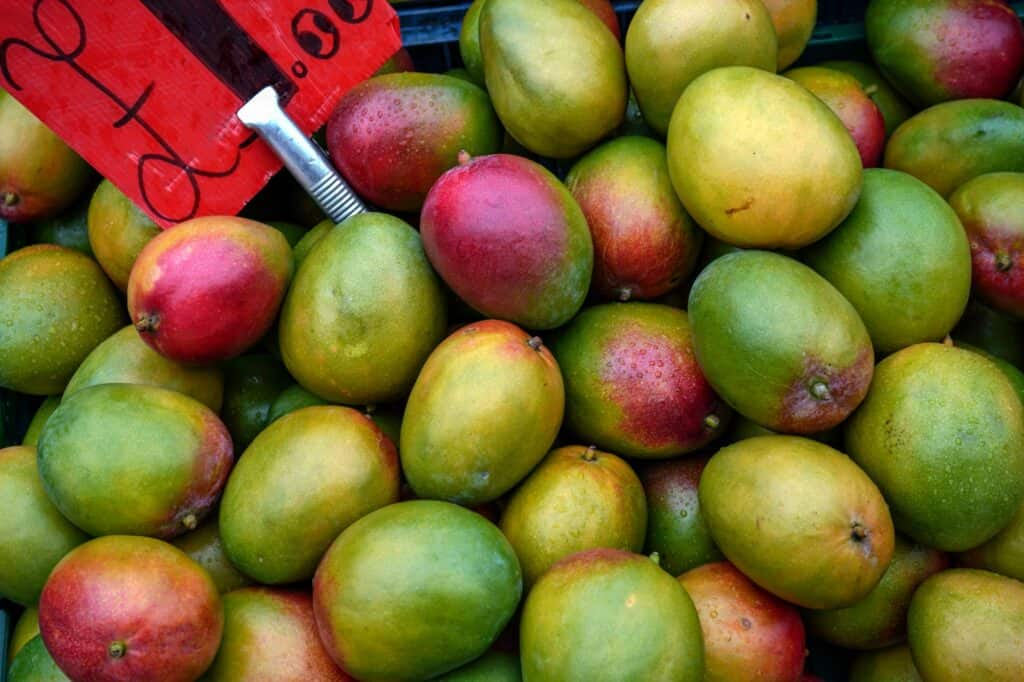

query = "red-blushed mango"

[
  {"left": 39, "top": 535, "right": 223, "bottom": 682},
  {"left": 37, "top": 383, "right": 234, "bottom": 539},
  {"left": 849, "top": 645, "right": 923, "bottom": 682},
  {"left": 678, "top": 562, "right": 806, "bottom": 682},
  {"left": 401, "top": 320, "right": 563, "bottom": 506},
  {"left": 128, "top": 216, "right": 292, "bottom": 365},
  {"left": 688, "top": 251, "right": 874, "bottom": 434},
  {"left": 374, "top": 47, "right": 415, "bottom": 75},
  {"left": 201, "top": 588, "right": 351, "bottom": 681},
  {"left": 820, "top": 60, "right": 915, "bottom": 136},
  {"left": 313, "top": 500, "right": 522, "bottom": 681},
  {"left": 785, "top": 67, "right": 887, "bottom": 167},
  {"left": 566, "top": 136, "right": 702, "bottom": 301},
  {"left": 500, "top": 445, "right": 647, "bottom": 586},
  {"left": 577, "top": 0, "right": 620, "bottom": 39},
  {"left": 326, "top": 73, "right": 501, "bottom": 213},
  {"left": 699, "top": 436, "right": 895, "bottom": 609},
  {"left": 0, "top": 446, "right": 88, "bottom": 606},
  {"left": 0, "top": 245, "right": 124, "bottom": 395},
  {"left": 64, "top": 325, "right": 224, "bottom": 411},
  {"left": 845, "top": 343, "right": 1024, "bottom": 551},
  {"left": 9, "top": 607, "right": 40, "bottom": 662},
  {"left": 866, "top": 0, "right": 1024, "bottom": 107},
  {"left": 171, "top": 519, "right": 251, "bottom": 595},
  {"left": 421, "top": 154, "right": 592, "bottom": 330},
  {"left": 667, "top": 67, "right": 863, "bottom": 249},
  {"left": 640, "top": 457, "right": 722, "bottom": 576},
  {"left": 550, "top": 303, "right": 729, "bottom": 457},
  {"left": 908, "top": 569, "right": 1024, "bottom": 681},
  {"left": 87, "top": 179, "right": 159, "bottom": 290},
  {"left": 764, "top": 0, "right": 817, "bottom": 70},
  {"left": 625, "top": 0, "right": 776, "bottom": 137},
  {"left": 949, "top": 172, "right": 1024, "bottom": 317},
  {"left": 220, "top": 406, "right": 400, "bottom": 584},
  {"left": 884, "top": 99, "right": 1024, "bottom": 197},
  {"left": 8, "top": 635, "right": 69, "bottom": 682},
  {"left": 520, "top": 549, "right": 703, "bottom": 681},
  {"left": 480, "top": 0, "right": 626, "bottom": 158},
  {"left": 0, "top": 90, "right": 91, "bottom": 223},
  {"left": 804, "top": 536, "right": 948, "bottom": 650}
]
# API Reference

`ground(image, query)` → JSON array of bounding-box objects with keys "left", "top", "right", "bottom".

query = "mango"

[
  {"left": 401, "top": 320, "right": 563, "bottom": 506},
  {"left": 421, "top": 154, "right": 592, "bottom": 330},
  {"left": 373, "top": 47, "right": 414, "bottom": 76},
  {"left": 845, "top": 343, "right": 1024, "bottom": 551},
  {"left": 435, "top": 651, "right": 521, "bottom": 681},
  {"left": 500, "top": 445, "right": 646, "bottom": 587},
  {"left": 959, "top": 342, "right": 1024, "bottom": 406},
  {"left": 884, "top": 98, "right": 1024, "bottom": 197},
  {"left": 678, "top": 562, "right": 806, "bottom": 682},
  {"left": 566, "top": 136, "right": 702, "bottom": 301},
  {"left": 128, "top": 216, "right": 293, "bottom": 364},
  {"left": 0, "top": 446, "right": 88, "bottom": 606},
  {"left": 292, "top": 218, "right": 332, "bottom": 266},
  {"left": 30, "top": 196, "right": 92, "bottom": 256},
  {"left": 313, "top": 500, "right": 522, "bottom": 681},
  {"left": 9, "top": 607, "right": 40, "bottom": 662},
  {"left": 849, "top": 645, "right": 923, "bottom": 682},
  {"left": 520, "top": 549, "right": 703, "bottom": 681},
  {"left": 0, "top": 245, "right": 123, "bottom": 395},
  {"left": 699, "top": 436, "right": 895, "bottom": 609},
  {"left": 21, "top": 397, "right": 59, "bottom": 447},
  {"left": 459, "top": 0, "right": 488, "bottom": 84},
  {"left": 908, "top": 569, "right": 1024, "bottom": 681},
  {"left": 480, "top": 0, "right": 626, "bottom": 158},
  {"left": 953, "top": 297, "right": 1024, "bottom": 367},
  {"left": 819, "top": 60, "right": 914, "bottom": 136},
  {"left": 39, "top": 536, "right": 222, "bottom": 682},
  {"left": 200, "top": 588, "right": 350, "bottom": 681},
  {"left": 38, "top": 384, "right": 234, "bottom": 539},
  {"left": 667, "top": 66, "right": 863, "bottom": 249},
  {"left": 866, "top": 0, "right": 1024, "bottom": 107},
  {"left": 280, "top": 212, "right": 446, "bottom": 404},
  {"left": 625, "top": 0, "right": 776, "bottom": 137},
  {"left": 551, "top": 303, "right": 729, "bottom": 457},
  {"left": 326, "top": 73, "right": 502, "bottom": 212},
  {"left": 0, "top": 90, "right": 92, "bottom": 223},
  {"left": 86, "top": 180, "right": 158, "bottom": 290},
  {"left": 220, "top": 406, "right": 399, "bottom": 584},
  {"left": 8, "top": 636, "right": 69, "bottom": 682},
  {"left": 764, "top": 0, "right": 816, "bottom": 69},
  {"left": 171, "top": 520, "right": 252, "bottom": 595},
  {"left": 803, "top": 168, "right": 971, "bottom": 353},
  {"left": 804, "top": 537, "right": 948, "bottom": 649},
  {"left": 64, "top": 325, "right": 224, "bottom": 410},
  {"left": 266, "top": 384, "right": 328, "bottom": 424},
  {"left": 689, "top": 251, "right": 874, "bottom": 434},
  {"left": 220, "top": 354, "right": 292, "bottom": 450}
]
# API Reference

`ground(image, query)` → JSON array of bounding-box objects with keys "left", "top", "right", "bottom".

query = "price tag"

[{"left": 0, "top": 0, "right": 401, "bottom": 227}]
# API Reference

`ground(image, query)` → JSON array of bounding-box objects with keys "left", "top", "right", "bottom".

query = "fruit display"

[{"left": 4, "top": 1, "right": 1024, "bottom": 681}]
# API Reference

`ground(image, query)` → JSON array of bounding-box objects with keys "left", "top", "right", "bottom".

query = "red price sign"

[{"left": 0, "top": 0, "right": 401, "bottom": 227}]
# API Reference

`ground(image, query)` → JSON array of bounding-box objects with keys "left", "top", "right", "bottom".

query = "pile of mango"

[{"left": 3, "top": 0, "right": 1024, "bottom": 680}]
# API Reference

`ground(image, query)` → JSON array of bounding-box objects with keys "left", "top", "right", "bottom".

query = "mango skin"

[
  {"left": 326, "top": 73, "right": 502, "bottom": 212},
  {"left": 688, "top": 251, "right": 874, "bottom": 434},
  {"left": 884, "top": 98, "right": 1024, "bottom": 197},
  {"left": 266, "top": 384, "right": 328, "bottom": 424},
  {"left": 86, "top": 180, "right": 159, "bottom": 290},
  {"left": 699, "top": 436, "right": 895, "bottom": 609},
  {"left": 64, "top": 325, "right": 224, "bottom": 411},
  {"left": 480, "top": 0, "right": 626, "bottom": 158},
  {"left": 38, "top": 383, "right": 234, "bottom": 539},
  {"left": 667, "top": 66, "right": 863, "bottom": 249},
  {"left": 764, "top": 0, "right": 816, "bottom": 70},
  {"left": 171, "top": 520, "right": 252, "bottom": 595},
  {"left": 0, "top": 446, "right": 88, "bottom": 606},
  {"left": 845, "top": 343, "right": 1024, "bottom": 551},
  {"left": 819, "top": 60, "right": 914, "bottom": 136},
  {"left": 952, "top": 298, "right": 1024, "bottom": 367},
  {"left": 8, "top": 635, "right": 69, "bottom": 682},
  {"left": 21, "top": 397, "right": 59, "bottom": 447},
  {"left": 803, "top": 168, "right": 972, "bottom": 353},
  {"left": 313, "top": 500, "right": 522, "bottom": 682},
  {"left": 9, "top": 607, "right": 40, "bottom": 662},
  {"left": 220, "top": 406, "right": 400, "bottom": 584},
  {"left": 908, "top": 569, "right": 1024, "bottom": 682},
  {"left": 401, "top": 320, "right": 564, "bottom": 506},
  {"left": 435, "top": 651, "right": 521, "bottom": 681},
  {"left": 804, "top": 537, "right": 948, "bottom": 650},
  {"left": 0, "top": 245, "right": 124, "bottom": 395},
  {"left": 520, "top": 548, "right": 704, "bottom": 682},
  {"left": 30, "top": 196, "right": 93, "bottom": 256},
  {"left": 626, "top": 0, "right": 777, "bottom": 137},
  {"left": 849, "top": 645, "right": 923, "bottom": 682},
  {"left": 459, "top": 0, "right": 488, "bottom": 84},
  {"left": 220, "top": 353, "right": 292, "bottom": 451},
  {"left": 500, "top": 445, "right": 647, "bottom": 587},
  {"left": 280, "top": 212, "right": 446, "bottom": 405}
]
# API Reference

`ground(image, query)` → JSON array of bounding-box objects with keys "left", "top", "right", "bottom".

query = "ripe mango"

[{"left": 86, "top": 180, "right": 158, "bottom": 290}]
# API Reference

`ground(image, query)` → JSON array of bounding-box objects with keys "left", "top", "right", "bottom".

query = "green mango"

[
  {"left": 29, "top": 196, "right": 93, "bottom": 256},
  {"left": 21, "top": 397, "right": 59, "bottom": 447},
  {"left": 171, "top": 520, "right": 252, "bottom": 595},
  {"left": 8, "top": 607, "right": 39, "bottom": 662},
  {"left": 820, "top": 60, "right": 914, "bottom": 136},
  {"left": 38, "top": 384, "right": 234, "bottom": 539},
  {"left": 958, "top": 342, "right": 1024, "bottom": 407},
  {"left": 86, "top": 179, "right": 159, "bottom": 290},
  {"left": 220, "top": 353, "right": 292, "bottom": 450},
  {"left": 292, "top": 218, "right": 333, "bottom": 266},
  {"left": 279, "top": 212, "right": 446, "bottom": 405},
  {"left": 803, "top": 168, "right": 971, "bottom": 353},
  {"left": 266, "top": 221, "right": 305, "bottom": 247},
  {"left": 849, "top": 645, "right": 923, "bottom": 682},
  {"left": 220, "top": 406, "right": 400, "bottom": 584},
  {"left": 266, "top": 384, "right": 328, "bottom": 424},
  {"left": 884, "top": 99, "right": 1024, "bottom": 197},
  {"left": 480, "top": 0, "right": 626, "bottom": 158},
  {"left": 952, "top": 298, "right": 1024, "bottom": 368},
  {"left": 402, "top": 320, "right": 563, "bottom": 506},
  {"left": 434, "top": 651, "right": 521, "bottom": 681},
  {"left": 0, "top": 446, "right": 88, "bottom": 606},
  {"left": 8, "top": 636, "right": 69, "bottom": 682},
  {"left": 64, "top": 325, "right": 224, "bottom": 411},
  {"left": 459, "top": 0, "right": 488, "bottom": 85},
  {"left": 959, "top": 499, "right": 1024, "bottom": 582}
]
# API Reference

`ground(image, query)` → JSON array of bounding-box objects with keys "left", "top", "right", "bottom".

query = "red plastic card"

[{"left": 0, "top": 0, "right": 401, "bottom": 227}]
